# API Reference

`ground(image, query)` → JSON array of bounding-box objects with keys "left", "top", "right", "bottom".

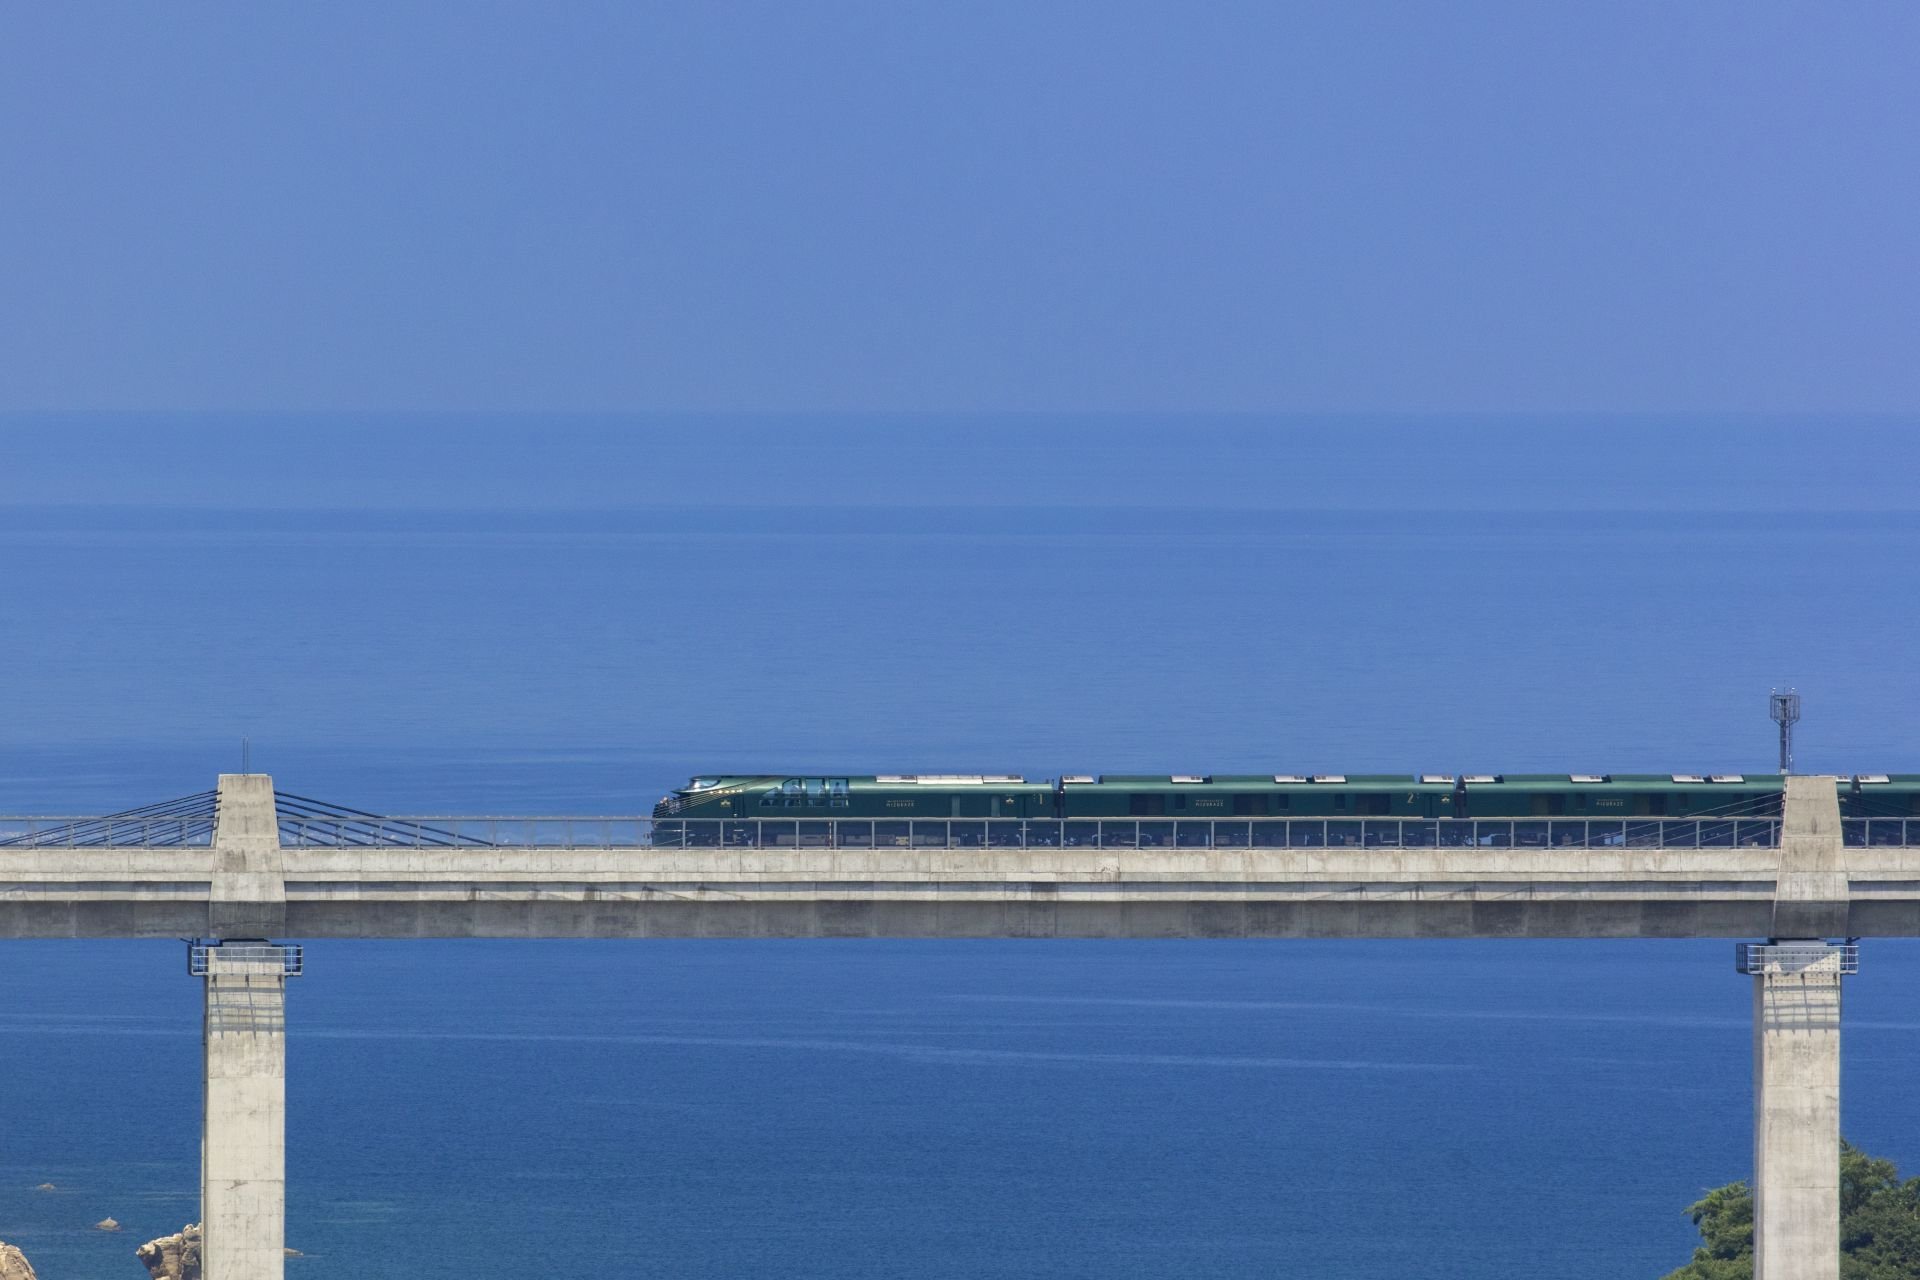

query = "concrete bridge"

[{"left": 3, "top": 773, "right": 1912, "bottom": 1280}]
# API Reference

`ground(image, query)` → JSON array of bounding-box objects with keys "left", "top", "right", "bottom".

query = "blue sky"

[
  {"left": 3, "top": 416, "right": 1920, "bottom": 511},
  {"left": 2, "top": 3, "right": 1916, "bottom": 414}
]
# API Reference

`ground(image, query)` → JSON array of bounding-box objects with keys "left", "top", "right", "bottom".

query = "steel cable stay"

[
  {"left": 272, "top": 792, "right": 496, "bottom": 848},
  {"left": 271, "top": 796, "right": 395, "bottom": 848},
  {"left": 274, "top": 798, "right": 456, "bottom": 848}
]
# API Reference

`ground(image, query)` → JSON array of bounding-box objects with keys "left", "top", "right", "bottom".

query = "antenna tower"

[{"left": 1769, "top": 690, "right": 1801, "bottom": 775}]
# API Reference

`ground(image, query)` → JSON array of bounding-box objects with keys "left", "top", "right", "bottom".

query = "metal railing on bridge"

[
  {"left": 1844, "top": 820, "right": 1920, "bottom": 848},
  {"left": 278, "top": 815, "right": 654, "bottom": 848},
  {"left": 276, "top": 815, "right": 1789, "bottom": 851},
  {"left": 45, "top": 801, "right": 1920, "bottom": 852},
  {"left": 0, "top": 792, "right": 219, "bottom": 848}
]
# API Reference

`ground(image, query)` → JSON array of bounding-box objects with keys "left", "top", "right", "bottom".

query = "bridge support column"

[
  {"left": 1740, "top": 940, "right": 1856, "bottom": 1280},
  {"left": 194, "top": 940, "right": 301, "bottom": 1280}
]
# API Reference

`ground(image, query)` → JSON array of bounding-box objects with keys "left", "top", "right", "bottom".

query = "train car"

[
  {"left": 1060, "top": 774, "right": 1456, "bottom": 818},
  {"left": 1843, "top": 774, "right": 1920, "bottom": 847},
  {"left": 656, "top": 774, "right": 1056, "bottom": 820},
  {"left": 653, "top": 774, "right": 1059, "bottom": 846},
  {"left": 1457, "top": 773, "right": 1784, "bottom": 819},
  {"left": 1842, "top": 774, "right": 1920, "bottom": 817}
]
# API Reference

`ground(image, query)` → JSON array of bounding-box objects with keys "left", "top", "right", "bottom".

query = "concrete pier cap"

[{"left": 209, "top": 774, "right": 285, "bottom": 941}]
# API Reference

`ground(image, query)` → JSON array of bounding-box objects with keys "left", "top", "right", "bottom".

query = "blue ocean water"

[
  {"left": 2, "top": 420, "right": 1919, "bottom": 1278},
  {"left": 2, "top": 937, "right": 1917, "bottom": 1280}
]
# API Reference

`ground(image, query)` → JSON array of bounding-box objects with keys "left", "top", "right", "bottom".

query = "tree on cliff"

[{"left": 1663, "top": 1142, "right": 1920, "bottom": 1279}]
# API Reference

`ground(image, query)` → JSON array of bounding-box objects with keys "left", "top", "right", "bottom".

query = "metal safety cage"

[
  {"left": 187, "top": 941, "right": 305, "bottom": 977},
  {"left": 1735, "top": 942, "right": 1860, "bottom": 976}
]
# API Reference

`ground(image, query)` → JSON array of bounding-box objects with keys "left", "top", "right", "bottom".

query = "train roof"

[
  {"left": 1081, "top": 774, "right": 1786, "bottom": 790},
  {"left": 678, "top": 774, "right": 1051, "bottom": 792},
  {"left": 678, "top": 772, "right": 1907, "bottom": 794},
  {"left": 1461, "top": 773, "right": 1781, "bottom": 790},
  {"left": 1087, "top": 774, "right": 1453, "bottom": 789}
]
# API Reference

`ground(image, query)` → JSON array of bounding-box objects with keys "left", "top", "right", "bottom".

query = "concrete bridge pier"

[
  {"left": 1743, "top": 940, "right": 1853, "bottom": 1280},
  {"left": 195, "top": 940, "right": 300, "bottom": 1280},
  {"left": 197, "top": 773, "right": 297, "bottom": 1280},
  {"left": 1744, "top": 775, "right": 1855, "bottom": 1280}
]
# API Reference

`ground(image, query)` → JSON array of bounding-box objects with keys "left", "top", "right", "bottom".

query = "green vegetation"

[{"left": 1664, "top": 1143, "right": 1920, "bottom": 1279}]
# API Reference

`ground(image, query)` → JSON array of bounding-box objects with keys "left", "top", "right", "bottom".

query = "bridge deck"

[
  {"left": 5, "top": 840, "right": 1920, "bottom": 939},
  {"left": 2, "top": 777, "right": 1911, "bottom": 939}
]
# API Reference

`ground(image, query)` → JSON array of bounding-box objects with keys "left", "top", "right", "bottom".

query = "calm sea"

[{"left": 2, "top": 423, "right": 1918, "bottom": 1278}]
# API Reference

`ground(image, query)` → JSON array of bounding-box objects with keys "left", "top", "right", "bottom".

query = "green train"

[{"left": 649, "top": 772, "right": 1920, "bottom": 848}]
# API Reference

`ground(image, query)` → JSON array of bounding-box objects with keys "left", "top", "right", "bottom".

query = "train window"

[
  {"left": 1648, "top": 794, "right": 1667, "bottom": 816},
  {"left": 1233, "top": 794, "right": 1267, "bottom": 816},
  {"left": 1129, "top": 794, "right": 1166, "bottom": 816},
  {"left": 1362, "top": 794, "right": 1389, "bottom": 816},
  {"left": 761, "top": 778, "right": 849, "bottom": 808},
  {"left": 1173, "top": 794, "right": 1188, "bottom": 811},
  {"left": 1273, "top": 794, "right": 1290, "bottom": 811},
  {"left": 1334, "top": 794, "right": 1348, "bottom": 811}
]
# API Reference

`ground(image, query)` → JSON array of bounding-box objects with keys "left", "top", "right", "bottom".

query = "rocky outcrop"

[
  {"left": 0, "top": 1241, "right": 38, "bottom": 1280},
  {"left": 136, "top": 1223, "right": 200, "bottom": 1280},
  {"left": 95, "top": 1217, "right": 121, "bottom": 1232}
]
